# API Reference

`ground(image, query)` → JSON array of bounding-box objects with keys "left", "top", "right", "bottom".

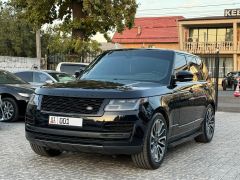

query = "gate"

[{"left": 47, "top": 53, "right": 99, "bottom": 70}]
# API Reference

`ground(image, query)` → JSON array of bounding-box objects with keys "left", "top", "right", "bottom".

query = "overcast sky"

[
  {"left": 94, "top": 0, "right": 240, "bottom": 42},
  {"left": 136, "top": 0, "right": 240, "bottom": 18}
]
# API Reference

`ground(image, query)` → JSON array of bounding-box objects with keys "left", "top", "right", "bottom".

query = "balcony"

[{"left": 183, "top": 41, "right": 234, "bottom": 54}]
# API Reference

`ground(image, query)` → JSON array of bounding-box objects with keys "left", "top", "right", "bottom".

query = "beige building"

[{"left": 179, "top": 16, "right": 240, "bottom": 78}]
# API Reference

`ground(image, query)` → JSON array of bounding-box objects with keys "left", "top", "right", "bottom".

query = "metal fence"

[{"left": 47, "top": 53, "right": 99, "bottom": 70}]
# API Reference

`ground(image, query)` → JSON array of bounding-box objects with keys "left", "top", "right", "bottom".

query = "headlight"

[
  {"left": 18, "top": 93, "right": 31, "bottom": 98},
  {"left": 28, "top": 94, "right": 40, "bottom": 106},
  {"left": 105, "top": 99, "right": 146, "bottom": 111}
]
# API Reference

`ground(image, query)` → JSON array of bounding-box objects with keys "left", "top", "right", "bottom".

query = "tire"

[
  {"left": 30, "top": 143, "right": 62, "bottom": 157},
  {"left": 222, "top": 82, "right": 226, "bottom": 91},
  {"left": 195, "top": 104, "right": 215, "bottom": 143},
  {"left": 131, "top": 113, "right": 168, "bottom": 169},
  {"left": 234, "top": 84, "right": 237, "bottom": 91},
  {"left": 0, "top": 97, "right": 19, "bottom": 122}
]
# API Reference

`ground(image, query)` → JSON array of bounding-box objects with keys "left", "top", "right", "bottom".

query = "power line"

[
  {"left": 137, "top": 8, "right": 236, "bottom": 14},
  {"left": 136, "top": 9, "right": 235, "bottom": 17},
  {"left": 138, "top": 2, "right": 240, "bottom": 11}
]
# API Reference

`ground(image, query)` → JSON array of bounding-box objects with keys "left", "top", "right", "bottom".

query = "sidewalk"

[{"left": 218, "top": 90, "right": 240, "bottom": 112}]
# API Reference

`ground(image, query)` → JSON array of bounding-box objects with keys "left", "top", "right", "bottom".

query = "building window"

[
  {"left": 189, "top": 29, "right": 199, "bottom": 42},
  {"left": 198, "top": 29, "right": 208, "bottom": 42},
  {"left": 148, "top": 45, "right": 155, "bottom": 48},
  {"left": 226, "top": 28, "right": 233, "bottom": 41},
  {"left": 189, "top": 28, "right": 233, "bottom": 43},
  {"left": 202, "top": 56, "right": 233, "bottom": 78},
  {"left": 208, "top": 29, "right": 217, "bottom": 42}
]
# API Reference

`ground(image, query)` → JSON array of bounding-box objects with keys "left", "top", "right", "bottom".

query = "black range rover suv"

[{"left": 26, "top": 49, "right": 215, "bottom": 169}]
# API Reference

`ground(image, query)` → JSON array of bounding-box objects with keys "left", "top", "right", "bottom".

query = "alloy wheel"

[
  {"left": 150, "top": 119, "right": 167, "bottom": 163},
  {"left": 206, "top": 107, "right": 215, "bottom": 139},
  {"left": 0, "top": 101, "right": 14, "bottom": 121}
]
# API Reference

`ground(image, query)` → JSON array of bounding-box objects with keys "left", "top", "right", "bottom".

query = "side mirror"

[
  {"left": 74, "top": 69, "right": 83, "bottom": 78},
  {"left": 74, "top": 71, "right": 80, "bottom": 78},
  {"left": 175, "top": 70, "right": 193, "bottom": 82}
]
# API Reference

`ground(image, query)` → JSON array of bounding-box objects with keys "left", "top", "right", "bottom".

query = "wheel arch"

[
  {"left": 0, "top": 93, "right": 17, "bottom": 101},
  {"left": 0, "top": 93, "right": 26, "bottom": 116},
  {"left": 153, "top": 107, "right": 170, "bottom": 129},
  {"left": 209, "top": 100, "right": 216, "bottom": 113}
]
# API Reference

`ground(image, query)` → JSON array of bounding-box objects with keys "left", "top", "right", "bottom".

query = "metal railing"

[{"left": 183, "top": 41, "right": 233, "bottom": 53}]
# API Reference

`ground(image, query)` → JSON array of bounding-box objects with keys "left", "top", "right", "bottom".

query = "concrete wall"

[{"left": 0, "top": 56, "right": 40, "bottom": 72}]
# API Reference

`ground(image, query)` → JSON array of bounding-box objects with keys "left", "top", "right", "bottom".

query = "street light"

[{"left": 214, "top": 48, "right": 220, "bottom": 111}]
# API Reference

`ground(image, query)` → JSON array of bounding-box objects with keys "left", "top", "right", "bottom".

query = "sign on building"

[{"left": 224, "top": 9, "right": 240, "bottom": 17}]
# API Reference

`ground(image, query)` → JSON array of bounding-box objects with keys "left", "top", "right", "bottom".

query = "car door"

[
  {"left": 172, "top": 53, "right": 196, "bottom": 136},
  {"left": 186, "top": 56, "right": 207, "bottom": 128}
]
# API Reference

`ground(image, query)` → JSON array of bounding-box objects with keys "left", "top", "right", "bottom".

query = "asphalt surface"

[
  {"left": 218, "top": 90, "right": 240, "bottom": 112},
  {"left": 1, "top": 112, "right": 240, "bottom": 180}
]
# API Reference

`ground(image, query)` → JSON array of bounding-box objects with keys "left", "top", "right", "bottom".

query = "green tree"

[
  {"left": 45, "top": 27, "right": 102, "bottom": 55},
  {"left": 42, "top": 26, "right": 102, "bottom": 63},
  {"left": 0, "top": 2, "right": 36, "bottom": 57},
  {"left": 10, "top": 0, "right": 137, "bottom": 40}
]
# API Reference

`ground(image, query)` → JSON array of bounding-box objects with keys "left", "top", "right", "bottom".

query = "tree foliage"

[
  {"left": 45, "top": 27, "right": 102, "bottom": 55},
  {"left": 0, "top": 2, "right": 36, "bottom": 57},
  {"left": 10, "top": 0, "right": 138, "bottom": 40}
]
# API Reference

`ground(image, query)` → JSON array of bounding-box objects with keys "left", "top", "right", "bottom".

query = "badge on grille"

[{"left": 86, "top": 106, "right": 93, "bottom": 111}]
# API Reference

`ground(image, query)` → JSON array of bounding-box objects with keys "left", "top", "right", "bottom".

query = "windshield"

[
  {"left": 0, "top": 71, "right": 27, "bottom": 84},
  {"left": 48, "top": 72, "right": 76, "bottom": 83},
  {"left": 60, "top": 64, "right": 87, "bottom": 74},
  {"left": 81, "top": 50, "right": 174, "bottom": 84}
]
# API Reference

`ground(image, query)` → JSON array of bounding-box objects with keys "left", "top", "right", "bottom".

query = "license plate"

[{"left": 49, "top": 116, "right": 83, "bottom": 127}]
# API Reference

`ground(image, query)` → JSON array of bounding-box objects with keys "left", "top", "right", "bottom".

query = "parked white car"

[{"left": 56, "top": 62, "right": 89, "bottom": 75}]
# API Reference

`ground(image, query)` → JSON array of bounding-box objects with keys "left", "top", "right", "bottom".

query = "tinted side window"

[
  {"left": 202, "top": 63, "right": 210, "bottom": 81},
  {"left": 195, "top": 57, "right": 202, "bottom": 66},
  {"left": 15, "top": 72, "right": 33, "bottom": 82},
  {"left": 33, "top": 72, "right": 51, "bottom": 83},
  {"left": 186, "top": 55, "right": 204, "bottom": 81},
  {"left": 174, "top": 54, "right": 187, "bottom": 71},
  {"left": 60, "top": 64, "right": 87, "bottom": 74},
  {"left": 185, "top": 55, "right": 194, "bottom": 66}
]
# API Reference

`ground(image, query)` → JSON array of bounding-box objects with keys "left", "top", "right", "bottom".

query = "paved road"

[
  {"left": 218, "top": 90, "right": 240, "bottom": 112},
  {"left": 1, "top": 112, "right": 240, "bottom": 180}
]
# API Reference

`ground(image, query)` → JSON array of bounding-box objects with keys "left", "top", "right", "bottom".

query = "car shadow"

[{"left": 28, "top": 139, "right": 199, "bottom": 171}]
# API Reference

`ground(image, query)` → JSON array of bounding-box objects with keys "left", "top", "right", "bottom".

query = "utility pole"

[
  {"left": 214, "top": 48, "right": 220, "bottom": 111},
  {"left": 36, "top": 29, "right": 41, "bottom": 60}
]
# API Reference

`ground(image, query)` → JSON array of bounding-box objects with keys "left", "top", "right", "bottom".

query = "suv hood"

[{"left": 36, "top": 80, "right": 171, "bottom": 98}]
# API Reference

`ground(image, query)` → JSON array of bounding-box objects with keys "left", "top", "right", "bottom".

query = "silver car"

[{"left": 14, "top": 70, "right": 76, "bottom": 88}]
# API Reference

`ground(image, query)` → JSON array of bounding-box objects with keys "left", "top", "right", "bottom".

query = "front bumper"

[
  {"left": 26, "top": 124, "right": 143, "bottom": 154},
  {"left": 25, "top": 106, "right": 150, "bottom": 155}
]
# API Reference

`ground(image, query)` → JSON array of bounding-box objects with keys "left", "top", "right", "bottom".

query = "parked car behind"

[
  {"left": 26, "top": 49, "right": 215, "bottom": 169},
  {"left": 14, "top": 70, "right": 76, "bottom": 88},
  {"left": 222, "top": 71, "right": 240, "bottom": 90},
  {"left": 0, "top": 70, "right": 34, "bottom": 122},
  {"left": 56, "top": 62, "right": 89, "bottom": 76}
]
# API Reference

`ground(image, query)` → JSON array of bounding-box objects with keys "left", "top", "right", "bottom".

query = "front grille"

[{"left": 41, "top": 95, "right": 104, "bottom": 114}]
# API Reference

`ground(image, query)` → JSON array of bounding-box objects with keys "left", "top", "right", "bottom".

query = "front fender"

[{"left": 0, "top": 88, "right": 29, "bottom": 102}]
